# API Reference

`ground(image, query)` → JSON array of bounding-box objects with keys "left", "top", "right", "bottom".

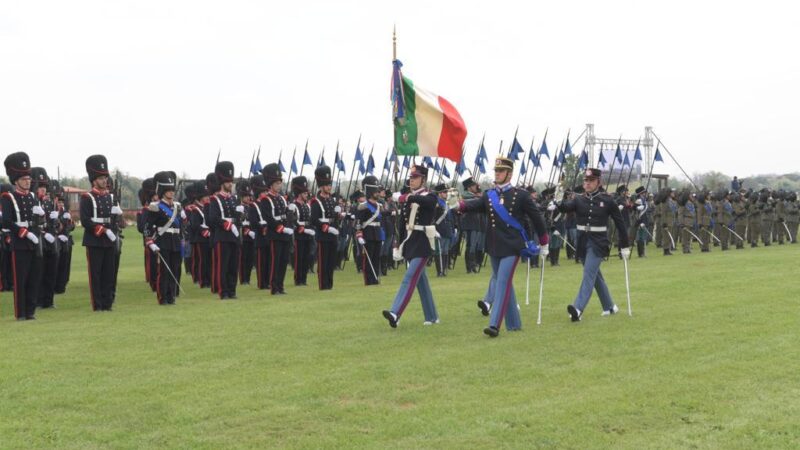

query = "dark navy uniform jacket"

[
  {"left": 398, "top": 188, "right": 438, "bottom": 260},
  {"left": 290, "top": 199, "right": 313, "bottom": 242},
  {"left": 310, "top": 193, "right": 338, "bottom": 243},
  {"left": 186, "top": 202, "right": 211, "bottom": 244},
  {"left": 80, "top": 188, "right": 116, "bottom": 248},
  {"left": 208, "top": 192, "right": 239, "bottom": 244},
  {"left": 248, "top": 194, "right": 269, "bottom": 248},
  {"left": 461, "top": 184, "right": 548, "bottom": 258},
  {"left": 263, "top": 191, "right": 291, "bottom": 242},
  {"left": 557, "top": 189, "right": 629, "bottom": 258},
  {"left": 355, "top": 200, "right": 385, "bottom": 242},
  {"left": 435, "top": 198, "right": 456, "bottom": 239},
  {"left": 1, "top": 189, "right": 41, "bottom": 251},
  {"left": 147, "top": 200, "right": 183, "bottom": 252}
]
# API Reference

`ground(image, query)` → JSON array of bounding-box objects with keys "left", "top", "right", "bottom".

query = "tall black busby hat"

[
  {"left": 236, "top": 179, "right": 253, "bottom": 197},
  {"left": 635, "top": 186, "right": 646, "bottom": 195},
  {"left": 315, "top": 165, "right": 332, "bottom": 186},
  {"left": 250, "top": 174, "right": 268, "bottom": 194},
  {"left": 291, "top": 176, "right": 309, "bottom": 195},
  {"left": 193, "top": 180, "right": 209, "bottom": 199},
  {"left": 141, "top": 178, "right": 156, "bottom": 197},
  {"left": 50, "top": 179, "right": 64, "bottom": 198},
  {"left": 85, "top": 155, "right": 109, "bottom": 182},
  {"left": 462, "top": 177, "right": 477, "bottom": 190},
  {"left": 153, "top": 171, "right": 177, "bottom": 197},
  {"left": 350, "top": 190, "right": 365, "bottom": 202},
  {"left": 4, "top": 152, "right": 32, "bottom": 184},
  {"left": 362, "top": 175, "right": 380, "bottom": 196},
  {"left": 31, "top": 167, "right": 49, "bottom": 191},
  {"left": 262, "top": 163, "right": 282, "bottom": 185},
  {"left": 215, "top": 161, "right": 235, "bottom": 183},
  {"left": 183, "top": 183, "right": 196, "bottom": 204},
  {"left": 206, "top": 172, "right": 220, "bottom": 194}
]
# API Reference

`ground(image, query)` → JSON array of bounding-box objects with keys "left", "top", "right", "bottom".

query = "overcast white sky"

[{"left": 1, "top": 0, "right": 798, "bottom": 181}]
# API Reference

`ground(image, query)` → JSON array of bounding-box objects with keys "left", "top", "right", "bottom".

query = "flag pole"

[
  {"left": 650, "top": 131, "right": 699, "bottom": 191},
  {"left": 602, "top": 135, "right": 622, "bottom": 188},
  {"left": 644, "top": 144, "right": 660, "bottom": 192},
  {"left": 528, "top": 128, "right": 548, "bottom": 187},
  {"left": 299, "top": 139, "right": 309, "bottom": 176},
  {"left": 287, "top": 146, "right": 296, "bottom": 185},
  {"left": 624, "top": 139, "right": 641, "bottom": 188},
  {"left": 345, "top": 134, "right": 361, "bottom": 200}
]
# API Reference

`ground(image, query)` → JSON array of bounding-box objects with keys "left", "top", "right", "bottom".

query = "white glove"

[
  {"left": 636, "top": 205, "right": 645, "bottom": 211},
  {"left": 618, "top": 204, "right": 624, "bottom": 211},
  {"left": 391, "top": 192, "right": 401, "bottom": 202},
  {"left": 111, "top": 206, "right": 123, "bottom": 215},
  {"left": 435, "top": 231, "right": 441, "bottom": 238},
  {"left": 248, "top": 231, "right": 256, "bottom": 239},
  {"left": 304, "top": 228, "right": 316, "bottom": 236},
  {"left": 334, "top": 205, "right": 342, "bottom": 214},
  {"left": 26, "top": 232, "right": 39, "bottom": 244},
  {"left": 553, "top": 230, "right": 561, "bottom": 237},
  {"left": 391, "top": 211, "right": 397, "bottom": 216},
  {"left": 105, "top": 229, "right": 117, "bottom": 242},
  {"left": 148, "top": 201, "right": 160, "bottom": 212},
  {"left": 58, "top": 235, "right": 69, "bottom": 242},
  {"left": 230, "top": 224, "right": 239, "bottom": 237},
  {"left": 44, "top": 233, "right": 56, "bottom": 244},
  {"left": 635, "top": 199, "right": 643, "bottom": 206},
  {"left": 62, "top": 212, "right": 71, "bottom": 220},
  {"left": 620, "top": 247, "right": 631, "bottom": 260},
  {"left": 357, "top": 237, "right": 366, "bottom": 245},
  {"left": 328, "top": 226, "right": 339, "bottom": 236},
  {"left": 180, "top": 210, "right": 187, "bottom": 220},
  {"left": 235, "top": 205, "right": 245, "bottom": 213},
  {"left": 546, "top": 201, "right": 556, "bottom": 211},
  {"left": 32, "top": 205, "right": 45, "bottom": 216},
  {"left": 148, "top": 243, "right": 160, "bottom": 252},
  {"left": 282, "top": 227, "right": 294, "bottom": 236},
  {"left": 49, "top": 211, "right": 59, "bottom": 220},
  {"left": 539, "top": 246, "right": 549, "bottom": 257},
  {"left": 639, "top": 223, "right": 645, "bottom": 228}
]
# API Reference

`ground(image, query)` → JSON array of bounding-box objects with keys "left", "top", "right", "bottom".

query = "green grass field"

[{"left": 1, "top": 233, "right": 798, "bottom": 449}]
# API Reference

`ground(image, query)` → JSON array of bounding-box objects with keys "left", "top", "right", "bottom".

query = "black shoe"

[
  {"left": 483, "top": 326, "right": 499, "bottom": 338},
  {"left": 477, "top": 300, "right": 490, "bottom": 316},
  {"left": 26, "top": 315, "right": 36, "bottom": 320},
  {"left": 567, "top": 305, "right": 582, "bottom": 322},
  {"left": 16, "top": 317, "right": 27, "bottom": 321},
  {"left": 228, "top": 294, "right": 238, "bottom": 299},
  {"left": 382, "top": 310, "right": 398, "bottom": 328}
]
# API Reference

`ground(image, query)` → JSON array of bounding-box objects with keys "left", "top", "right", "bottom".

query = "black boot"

[
  {"left": 441, "top": 253, "right": 448, "bottom": 276},
  {"left": 663, "top": 248, "right": 672, "bottom": 256},
  {"left": 550, "top": 248, "right": 560, "bottom": 266},
  {"left": 637, "top": 241, "right": 645, "bottom": 258},
  {"left": 465, "top": 252, "right": 474, "bottom": 273},
  {"left": 434, "top": 255, "right": 443, "bottom": 277}
]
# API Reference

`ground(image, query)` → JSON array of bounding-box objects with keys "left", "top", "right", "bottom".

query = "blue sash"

[
  {"left": 159, "top": 202, "right": 182, "bottom": 228},
  {"left": 365, "top": 201, "right": 386, "bottom": 241},
  {"left": 487, "top": 189, "right": 539, "bottom": 258}
]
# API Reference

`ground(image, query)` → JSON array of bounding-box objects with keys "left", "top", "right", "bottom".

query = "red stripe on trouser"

[
  {"left": 85, "top": 249, "right": 95, "bottom": 311},
  {"left": 496, "top": 257, "right": 520, "bottom": 329},
  {"left": 397, "top": 257, "right": 427, "bottom": 316},
  {"left": 269, "top": 241, "right": 275, "bottom": 292},
  {"left": 362, "top": 249, "right": 368, "bottom": 284},
  {"left": 12, "top": 251, "right": 20, "bottom": 318},
  {"left": 217, "top": 243, "right": 223, "bottom": 298}
]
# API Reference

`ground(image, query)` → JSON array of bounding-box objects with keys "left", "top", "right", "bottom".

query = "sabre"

[
  {"left": 156, "top": 251, "right": 185, "bottom": 296},
  {"left": 666, "top": 229, "right": 676, "bottom": 250},
  {"left": 359, "top": 241, "right": 379, "bottom": 283},
  {"left": 685, "top": 229, "right": 704, "bottom": 247},
  {"left": 727, "top": 226, "right": 745, "bottom": 242},
  {"left": 703, "top": 228, "right": 721, "bottom": 244},
  {"left": 525, "top": 257, "right": 531, "bottom": 306},
  {"left": 536, "top": 253, "right": 545, "bottom": 325},
  {"left": 782, "top": 221, "right": 793, "bottom": 242},
  {"left": 622, "top": 255, "right": 632, "bottom": 316}
]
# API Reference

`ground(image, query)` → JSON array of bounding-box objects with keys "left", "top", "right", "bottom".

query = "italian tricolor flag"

[{"left": 392, "top": 64, "right": 467, "bottom": 163}]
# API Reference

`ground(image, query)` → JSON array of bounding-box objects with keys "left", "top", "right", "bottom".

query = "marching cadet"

[
  {"left": 145, "top": 171, "right": 183, "bottom": 305},
  {"left": 380, "top": 189, "right": 398, "bottom": 275},
  {"left": 549, "top": 168, "right": 630, "bottom": 322},
  {"left": 260, "top": 163, "right": 292, "bottom": 295},
  {"left": 732, "top": 192, "right": 748, "bottom": 249},
  {"left": 633, "top": 186, "right": 650, "bottom": 257},
  {"left": 186, "top": 181, "right": 212, "bottom": 287},
  {"left": 348, "top": 190, "right": 364, "bottom": 273},
  {"left": 204, "top": 173, "right": 222, "bottom": 293},
  {"left": 237, "top": 179, "right": 256, "bottom": 285},
  {"left": 289, "top": 176, "right": 315, "bottom": 286},
  {"left": 785, "top": 192, "right": 799, "bottom": 243},
  {"left": 248, "top": 175, "right": 271, "bottom": 290},
  {"left": 208, "top": 162, "right": 241, "bottom": 300},
  {"left": 336, "top": 194, "right": 353, "bottom": 271},
  {"left": 31, "top": 167, "right": 60, "bottom": 309},
  {"left": 460, "top": 177, "right": 483, "bottom": 273},
  {"left": 2, "top": 152, "right": 43, "bottom": 320},
  {"left": 719, "top": 190, "right": 733, "bottom": 250},
  {"left": 760, "top": 189, "right": 774, "bottom": 246},
  {"left": 81, "top": 154, "right": 122, "bottom": 311},
  {"left": 746, "top": 191, "right": 762, "bottom": 247},
  {"left": 774, "top": 190, "right": 787, "bottom": 244},
  {"left": 678, "top": 190, "right": 696, "bottom": 254},
  {"left": 382, "top": 165, "right": 441, "bottom": 328},
  {"left": 310, "top": 165, "right": 340, "bottom": 290},
  {"left": 667, "top": 188, "right": 679, "bottom": 254},
  {"left": 0, "top": 184, "right": 14, "bottom": 293},
  {"left": 52, "top": 181, "right": 74, "bottom": 294},
  {"left": 433, "top": 183, "right": 455, "bottom": 277},
  {"left": 138, "top": 178, "right": 159, "bottom": 291},
  {"left": 355, "top": 176, "right": 384, "bottom": 285},
  {"left": 696, "top": 191, "right": 713, "bottom": 252},
  {"left": 460, "top": 158, "right": 549, "bottom": 337}
]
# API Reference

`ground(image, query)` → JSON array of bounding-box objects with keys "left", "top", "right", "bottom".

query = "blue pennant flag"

[
  {"left": 519, "top": 160, "right": 527, "bottom": 176},
  {"left": 303, "top": 149, "right": 313, "bottom": 166},
  {"left": 442, "top": 162, "right": 450, "bottom": 178},
  {"left": 290, "top": 157, "right": 298, "bottom": 174},
  {"left": 251, "top": 155, "right": 263, "bottom": 175},
  {"left": 598, "top": 151, "right": 607, "bottom": 168},
  {"left": 614, "top": 145, "right": 623, "bottom": 163},
  {"left": 278, "top": 158, "right": 286, "bottom": 173},
  {"left": 336, "top": 158, "right": 345, "bottom": 172},
  {"left": 479, "top": 143, "right": 488, "bottom": 162},
  {"left": 564, "top": 137, "right": 572, "bottom": 156},
  {"left": 508, "top": 137, "right": 524, "bottom": 161},
  {"left": 355, "top": 145, "right": 363, "bottom": 163},
  {"left": 654, "top": 147, "right": 664, "bottom": 162},
  {"left": 434, "top": 160, "right": 441, "bottom": 173},
  {"left": 455, "top": 157, "right": 466, "bottom": 175},
  {"left": 366, "top": 154, "right": 375, "bottom": 174},
  {"left": 622, "top": 152, "right": 631, "bottom": 167},
  {"left": 477, "top": 158, "right": 486, "bottom": 174},
  {"left": 334, "top": 149, "right": 340, "bottom": 164},
  {"left": 423, "top": 156, "right": 434, "bottom": 168},
  {"left": 318, "top": 155, "right": 326, "bottom": 167},
  {"left": 553, "top": 151, "right": 561, "bottom": 168},
  {"left": 358, "top": 159, "right": 365, "bottom": 175},
  {"left": 383, "top": 155, "right": 390, "bottom": 172},
  {"left": 402, "top": 156, "right": 410, "bottom": 168},
  {"left": 539, "top": 139, "right": 550, "bottom": 160},
  {"left": 578, "top": 150, "right": 588, "bottom": 170},
  {"left": 633, "top": 146, "right": 642, "bottom": 162},
  {"left": 558, "top": 150, "right": 566, "bottom": 166}
]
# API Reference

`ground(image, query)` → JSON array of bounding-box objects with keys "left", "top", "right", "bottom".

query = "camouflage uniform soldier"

[
  {"left": 774, "top": 190, "right": 787, "bottom": 244},
  {"left": 678, "top": 190, "right": 696, "bottom": 254},
  {"left": 732, "top": 192, "right": 748, "bottom": 249},
  {"left": 784, "top": 192, "right": 798, "bottom": 243},
  {"left": 746, "top": 191, "right": 761, "bottom": 247},
  {"left": 696, "top": 191, "right": 712, "bottom": 252},
  {"left": 758, "top": 190, "right": 773, "bottom": 246}
]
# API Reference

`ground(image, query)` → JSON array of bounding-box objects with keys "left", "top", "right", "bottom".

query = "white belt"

[
  {"left": 365, "top": 222, "right": 381, "bottom": 227},
  {"left": 577, "top": 225, "right": 607, "bottom": 232},
  {"left": 92, "top": 218, "right": 111, "bottom": 224},
  {"left": 412, "top": 225, "right": 434, "bottom": 231},
  {"left": 160, "top": 228, "right": 180, "bottom": 234},
  {"left": 297, "top": 221, "right": 307, "bottom": 226},
  {"left": 15, "top": 221, "right": 31, "bottom": 227},
  {"left": 276, "top": 215, "right": 286, "bottom": 220},
  {"left": 242, "top": 220, "right": 250, "bottom": 226},
  {"left": 259, "top": 220, "right": 267, "bottom": 225},
  {"left": 319, "top": 218, "right": 330, "bottom": 223}
]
